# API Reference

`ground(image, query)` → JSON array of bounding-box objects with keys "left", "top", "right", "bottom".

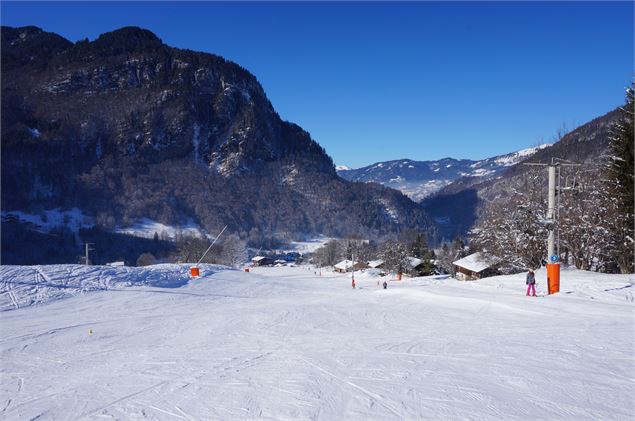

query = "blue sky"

[{"left": 2, "top": 2, "right": 633, "bottom": 168}]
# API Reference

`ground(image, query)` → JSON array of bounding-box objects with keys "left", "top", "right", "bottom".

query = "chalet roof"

[
  {"left": 334, "top": 260, "right": 362, "bottom": 270},
  {"left": 367, "top": 259, "right": 384, "bottom": 268},
  {"left": 407, "top": 257, "right": 423, "bottom": 268},
  {"left": 453, "top": 252, "right": 499, "bottom": 273},
  {"left": 252, "top": 256, "right": 268, "bottom": 262},
  {"left": 106, "top": 261, "right": 125, "bottom": 267}
]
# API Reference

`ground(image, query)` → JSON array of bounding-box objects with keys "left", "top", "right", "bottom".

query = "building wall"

[{"left": 455, "top": 266, "right": 479, "bottom": 281}]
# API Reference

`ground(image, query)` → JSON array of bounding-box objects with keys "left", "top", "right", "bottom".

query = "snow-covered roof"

[
  {"left": 453, "top": 252, "right": 498, "bottom": 273},
  {"left": 252, "top": 256, "right": 267, "bottom": 262},
  {"left": 407, "top": 257, "right": 423, "bottom": 268},
  {"left": 367, "top": 259, "right": 384, "bottom": 268},
  {"left": 334, "top": 260, "right": 362, "bottom": 270},
  {"left": 106, "top": 261, "right": 125, "bottom": 267}
]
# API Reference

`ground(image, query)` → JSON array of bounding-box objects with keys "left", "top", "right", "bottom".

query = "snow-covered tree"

[
  {"left": 435, "top": 243, "right": 454, "bottom": 274},
  {"left": 313, "top": 240, "right": 342, "bottom": 267},
  {"left": 219, "top": 234, "right": 248, "bottom": 267},
  {"left": 558, "top": 169, "right": 614, "bottom": 271},
  {"left": 380, "top": 240, "right": 409, "bottom": 274},
  {"left": 602, "top": 83, "right": 634, "bottom": 273},
  {"left": 470, "top": 169, "right": 548, "bottom": 272}
]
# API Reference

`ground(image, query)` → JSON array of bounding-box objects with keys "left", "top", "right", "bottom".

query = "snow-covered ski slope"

[{"left": 1, "top": 264, "right": 633, "bottom": 420}]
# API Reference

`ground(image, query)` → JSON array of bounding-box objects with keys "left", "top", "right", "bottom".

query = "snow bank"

[{"left": 0, "top": 264, "right": 228, "bottom": 311}]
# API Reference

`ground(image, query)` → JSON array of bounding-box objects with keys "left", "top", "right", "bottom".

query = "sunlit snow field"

[{"left": 1, "top": 264, "right": 633, "bottom": 420}]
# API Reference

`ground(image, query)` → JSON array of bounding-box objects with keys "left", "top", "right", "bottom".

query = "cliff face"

[
  {"left": 2, "top": 26, "right": 333, "bottom": 173},
  {"left": 2, "top": 26, "right": 437, "bottom": 242}
]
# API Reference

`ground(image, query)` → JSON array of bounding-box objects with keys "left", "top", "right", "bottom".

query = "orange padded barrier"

[{"left": 547, "top": 263, "right": 560, "bottom": 294}]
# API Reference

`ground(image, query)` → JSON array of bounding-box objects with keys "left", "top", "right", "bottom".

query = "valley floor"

[{"left": 1, "top": 264, "right": 633, "bottom": 420}]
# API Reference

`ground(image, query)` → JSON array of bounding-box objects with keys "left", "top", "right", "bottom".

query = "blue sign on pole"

[{"left": 550, "top": 255, "right": 558, "bottom": 263}]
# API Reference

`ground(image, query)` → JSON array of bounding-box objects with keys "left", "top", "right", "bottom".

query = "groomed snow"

[{"left": 0, "top": 265, "right": 633, "bottom": 420}]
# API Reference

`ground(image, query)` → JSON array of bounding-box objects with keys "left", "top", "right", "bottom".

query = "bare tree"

[
  {"left": 380, "top": 240, "right": 409, "bottom": 275},
  {"left": 136, "top": 252, "right": 156, "bottom": 267},
  {"left": 219, "top": 234, "right": 248, "bottom": 267},
  {"left": 470, "top": 169, "right": 547, "bottom": 272},
  {"left": 313, "top": 240, "right": 342, "bottom": 267}
]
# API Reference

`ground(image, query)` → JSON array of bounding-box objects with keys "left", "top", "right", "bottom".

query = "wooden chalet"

[
  {"left": 334, "top": 260, "right": 367, "bottom": 273},
  {"left": 452, "top": 252, "right": 499, "bottom": 280}
]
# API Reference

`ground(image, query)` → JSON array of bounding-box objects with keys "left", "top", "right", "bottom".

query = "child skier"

[{"left": 526, "top": 270, "right": 536, "bottom": 296}]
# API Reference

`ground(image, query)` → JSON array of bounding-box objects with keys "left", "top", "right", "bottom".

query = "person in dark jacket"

[
  {"left": 382, "top": 281, "right": 387, "bottom": 289},
  {"left": 526, "top": 270, "right": 536, "bottom": 296}
]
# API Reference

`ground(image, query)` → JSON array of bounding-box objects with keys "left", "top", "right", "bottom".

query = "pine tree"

[
  {"left": 603, "top": 83, "right": 634, "bottom": 273},
  {"left": 409, "top": 234, "right": 429, "bottom": 258},
  {"left": 436, "top": 243, "right": 454, "bottom": 274}
]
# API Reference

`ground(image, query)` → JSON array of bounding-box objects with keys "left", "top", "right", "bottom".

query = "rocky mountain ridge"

[{"left": 1, "top": 25, "right": 438, "bottom": 255}]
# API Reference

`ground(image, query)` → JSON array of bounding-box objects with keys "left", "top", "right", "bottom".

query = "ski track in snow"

[{"left": 0, "top": 264, "right": 633, "bottom": 420}]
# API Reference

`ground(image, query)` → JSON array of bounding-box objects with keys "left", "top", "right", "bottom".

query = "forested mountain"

[
  {"left": 421, "top": 109, "right": 621, "bottom": 241},
  {"left": 337, "top": 146, "right": 550, "bottom": 201},
  {"left": 1, "top": 25, "right": 438, "bottom": 260},
  {"left": 469, "top": 99, "right": 633, "bottom": 274}
]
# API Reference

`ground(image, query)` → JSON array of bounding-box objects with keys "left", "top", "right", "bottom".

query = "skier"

[
  {"left": 352, "top": 279, "right": 356, "bottom": 289},
  {"left": 382, "top": 281, "right": 387, "bottom": 289},
  {"left": 526, "top": 269, "right": 536, "bottom": 296}
]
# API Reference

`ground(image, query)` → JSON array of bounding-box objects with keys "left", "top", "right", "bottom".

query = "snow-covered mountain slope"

[
  {"left": 1, "top": 265, "right": 632, "bottom": 419},
  {"left": 1, "top": 208, "right": 94, "bottom": 234},
  {"left": 113, "top": 218, "right": 208, "bottom": 240},
  {"left": 337, "top": 145, "right": 550, "bottom": 201}
]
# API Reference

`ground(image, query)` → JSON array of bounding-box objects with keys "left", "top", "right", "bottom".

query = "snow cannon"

[
  {"left": 190, "top": 266, "right": 200, "bottom": 277},
  {"left": 244, "top": 268, "right": 250, "bottom": 272},
  {"left": 547, "top": 263, "right": 560, "bottom": 294}
]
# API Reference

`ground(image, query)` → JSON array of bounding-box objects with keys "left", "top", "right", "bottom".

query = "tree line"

[{"left": 310, "top": 232, "right": 466, "bottom": 277}]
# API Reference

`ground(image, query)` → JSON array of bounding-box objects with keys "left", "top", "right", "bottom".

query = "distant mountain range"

[
  {"left": 337, "top": 145, "right": 550, "bottom": 202},
  {"left": 337, "top": 107, "right": 620, "bottom": 242}
]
